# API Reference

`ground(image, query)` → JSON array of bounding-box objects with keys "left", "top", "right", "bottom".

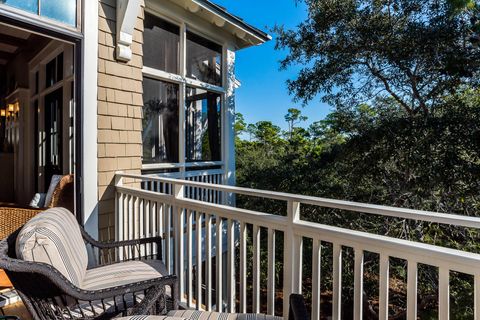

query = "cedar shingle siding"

[{"left": 97, "top": 0, "right": 145, "bottom": 241}]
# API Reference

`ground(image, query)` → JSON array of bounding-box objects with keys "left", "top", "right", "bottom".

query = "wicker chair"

[{"left": 0, "top": 208, "right": 178, "bottom": 320}]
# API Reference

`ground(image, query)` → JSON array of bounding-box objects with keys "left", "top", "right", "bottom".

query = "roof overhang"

[{"left": 169, "top": 0, "right": 271, "bottom": 49}]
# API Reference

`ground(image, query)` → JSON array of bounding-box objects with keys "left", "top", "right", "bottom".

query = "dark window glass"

[
  {"left": 142, "top": 78, "right": 179, "bottom": 164},
  {"left": 34, "top": 72, "right": 39, "bottom": 94},
  {"left": 185, "top": 87, "right": 221, "bottom": 162},
  {"left": 40, "top": 0, "right": 76, "bottom": 26},
  {"left": 186, "top": 32, "right": 222, "bottom": 86},
  {"left": 46, "top": 53, "right": 63, "bottom": 88},
  {"left": 3, "top": 0, "right": 38, "bottom": 14},
  {"left": 144, "top": 13, "right": 180, "bottom": 74}
]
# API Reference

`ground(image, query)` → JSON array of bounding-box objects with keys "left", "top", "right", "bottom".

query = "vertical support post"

[
  {"left": 174, "top": 182, "right": 185, "bottom": 303},
  {"left": 407, "top": 261, "right": 417, "bottom": 320},
  {"left": 114, "top": 172, "right": 124, "bottom": 243},
  {"left": 353, "top": 248, "right": 363, "bottom": 320},
  {"left": 283, "top": 200, "right": 301, "bottom": 317},
  {"left": 379, "top": 254, "right": 389, "bottom": 320},
  {"left": 179, "top": 22, "right": 186, "bottom": 176},
  {"left": 223, "top": 46, "right": 236, "bottom": 205},
  {"left": 439, "top": 268, "right": 450, "bottom": 320}
]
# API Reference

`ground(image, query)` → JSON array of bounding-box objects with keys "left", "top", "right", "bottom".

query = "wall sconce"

[
  {"left": 0, "top": 109, "right": 5, "bottom": 117},
  {"left": 7, "top": 104, "right": 14, "bottom": 112},
  {"left": 14, "top": 102, "right": 20, "bottom": 113}
]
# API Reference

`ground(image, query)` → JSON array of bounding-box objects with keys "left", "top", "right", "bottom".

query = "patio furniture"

[
  {"left": 116, "top": 293, "right": 307, "bottom": 320},
  {"left": 0, "top": 207, "right": 178, "bottom": 320},
  {"left": 0, "top": 174, "right": 75, "bottom": 289}
]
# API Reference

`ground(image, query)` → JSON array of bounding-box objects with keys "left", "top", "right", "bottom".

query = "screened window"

[
  {"left": 185, "top": 87, "right": 221, "bottom": 162},
  {"left": 144, "top": 13, "right": 180, "bottom": 74},
  {"left": 186, "top": 32, "right": 222, "bottom": 86},
  {"left": 142, "top": 78, "right": 179, "bottom": 164}
]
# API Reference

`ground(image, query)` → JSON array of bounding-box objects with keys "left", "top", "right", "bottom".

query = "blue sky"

[{"left": 214, "top": 0, "right": 332, "bottom": 130}]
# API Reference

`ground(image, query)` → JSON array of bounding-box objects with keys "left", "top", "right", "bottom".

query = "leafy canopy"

[{"left": 275, "top": 0, "right": 480, "bottom": 116}]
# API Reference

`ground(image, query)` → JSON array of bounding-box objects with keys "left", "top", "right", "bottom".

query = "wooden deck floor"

[{"left": 1, "top": 301, "right": 31, "bottom": 320}]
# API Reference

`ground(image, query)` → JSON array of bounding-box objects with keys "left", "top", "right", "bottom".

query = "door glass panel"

[
  {"left": 44, "top": 88, "right": 63, "bottom": 189},
  {"left": 40, "top": 0, "right": 76, "bottom": 26},
  {"left": 46, "top": 53, "right": 63, "bottom": 88},
  {"left": 186, "top": 31, "right": 222, "bottom": 86},
  {"left": 142, "top": 78, "right": 179, "bottom": 164},
  {"left": 144, "top": 13, "right": 180, "bottom": 74},
  {"left": 185, "top": 87, "right": 221, "bottom": 162},
  {"left": 1, "top": 0, "right": 38, "bottom": 14}
]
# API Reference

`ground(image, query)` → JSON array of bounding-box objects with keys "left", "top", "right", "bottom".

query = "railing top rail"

[{"left": 116, "top": 172, "right": 480, "bottom": 229}]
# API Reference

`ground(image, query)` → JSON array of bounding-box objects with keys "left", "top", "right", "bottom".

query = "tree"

[
  {"left": 275, "top": 0, "right": 480, "bottom": 116},
  {"left": 284, "top": 108, "right": 308, "bottom": 138}
]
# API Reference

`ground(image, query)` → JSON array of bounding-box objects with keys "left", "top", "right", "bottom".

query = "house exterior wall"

[{"left": 97, "top": 0, "right": 145, "bottom": 241}]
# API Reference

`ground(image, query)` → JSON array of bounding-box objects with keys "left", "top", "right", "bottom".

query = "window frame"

[{"left": 142, "top": 8, "right": 226, "bottom": 171}]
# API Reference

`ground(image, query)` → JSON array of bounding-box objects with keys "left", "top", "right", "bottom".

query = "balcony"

[{"left": 114, "top": 171, "right": 480, "bottom": 320}]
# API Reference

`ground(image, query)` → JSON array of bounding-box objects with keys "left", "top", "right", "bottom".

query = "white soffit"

[{"left": 169, "top": 0, "right": 271, "bottom": 49}]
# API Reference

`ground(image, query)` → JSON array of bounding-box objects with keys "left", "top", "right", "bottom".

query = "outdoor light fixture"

[
  {"left": 7, "top": 104, "right": 14, "bottom": 112},
  {"left": 0, "top": 109, "right": 5, "bottom": 117},
  {"left": 15, "top": 102, "right": 20, "bottom": 113}
]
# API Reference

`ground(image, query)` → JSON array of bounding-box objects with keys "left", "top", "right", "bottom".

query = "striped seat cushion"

[
  {"left": 117, "top": 317, "right": 187, "bottom": 320},
  {"left": 15, "top": 208, "right": 87, "bottom": 287},
  {"left": 82, "top": 260, "right": 168, "bottom": 290},
  {"left": 167, "top": 310, "right": 283, "bottom": 320}
]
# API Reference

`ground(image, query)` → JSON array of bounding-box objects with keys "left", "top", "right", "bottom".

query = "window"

[
  {"left": 186, "top": 31, "right": 222, "bottom": 86},
  {"left": 186, "top": 87, "right": 221, "bottom": 162},
  {"left": 144, "top": 13, "right": 180, "bottom": 74},
  {"left": 2, "top": 0, "right": 77, "bottom": 26},
  {"left": 45, "top": 53, "right": 63, "bottom": 88},
  {"left": 142, "top": 13, "right": 225, "bottom": 168},
  {"left": 142, "top": 78, "right": 179, "bottom": 164}
]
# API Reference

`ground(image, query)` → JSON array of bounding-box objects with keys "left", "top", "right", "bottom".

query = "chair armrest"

[
  {"left": 81, "top": 227, "right": 163, "bottom": 266},
  {"left": 82, "top": 227, "right": 162, "bottom": 249}
]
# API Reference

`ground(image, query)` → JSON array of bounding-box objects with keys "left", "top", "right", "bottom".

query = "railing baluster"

[
  {"left": 240, "top": 221, "right": 247, "bottom": 313},
  {"left": 311, "top": 239, "right": 321, "bottom": 320},
  {"left": 353, "top": 248, "right": 364, "bottom": 320},
  {"left": 267, "top": 228, "right": 276, "bottom": 315},
  {"left": 439, "top": 268, "right": 450, "bottom": 320},
  {"left": 227, "top": 219, "right": 235, "bottom": 312},
  {"left": 333, "top": 243, "right": 342, "bottom": 320},
  {"left": 206, "top": 214, "right": 213, "bottom": 311},
  {"left": 379, "top": 254, "right": 389, "bottom": 320},
  {"left": 187, "top": 209, "right": 193, "bottom": 308},
  {"left": 216, "top": 216, "right": 224, "bottom": 312},
  {"left": 407, "top": 261, "right": 417, "bottom": 320},
  {"left": 253, "top": 224, "right": 261, "bottom": 313},
  {"left": 196, "top": 212, "right": 203, "bottom": 310},
  {"left": 475, "top": 274, "right": 480, "bottom": 320},
  {"left": 166, "top": 203, "right": 172, "bottom": 274}
]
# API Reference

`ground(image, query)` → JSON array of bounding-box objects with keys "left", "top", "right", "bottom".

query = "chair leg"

[{"left": 289, "top": 294, "right": 309, "bottom": 320}]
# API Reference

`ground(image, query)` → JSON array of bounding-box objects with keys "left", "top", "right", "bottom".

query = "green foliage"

[
  {"left": 274, "top": 0, "right": 480, "bottom": 116},
  {"left": 236, "top": 93, "right": 480, "bottom": 317}
]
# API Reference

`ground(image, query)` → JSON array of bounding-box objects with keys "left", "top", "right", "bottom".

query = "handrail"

[{"left": 116, "top": 172, "right": 480, "bottom": 229}]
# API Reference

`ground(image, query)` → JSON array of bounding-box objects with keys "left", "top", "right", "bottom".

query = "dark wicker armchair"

[{"left": 0, "top": 208, "right": 178, "bottom": 320}]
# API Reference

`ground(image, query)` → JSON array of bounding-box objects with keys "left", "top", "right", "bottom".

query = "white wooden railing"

[{"left": 115, "top": 172, "right": 480, "bottom": 320}]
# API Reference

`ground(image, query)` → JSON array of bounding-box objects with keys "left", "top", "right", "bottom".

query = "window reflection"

[
  {"left": 1, "top": 0, "right": 38, "bottom": 14},
  {"left": 144, "top": 13, "right": 180, "bottom": 74},
  {"left": 142, "top": 78, "right": 179, "bottom": 164},
  {"left": 185, "top": 87, "right": 221, "bottom": 162},
  {"left": 186, "top": 32, "right": 222, "bottom": 86},
  {"left": 40, "top": 0, "right": 76, "bottom": 26}
]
